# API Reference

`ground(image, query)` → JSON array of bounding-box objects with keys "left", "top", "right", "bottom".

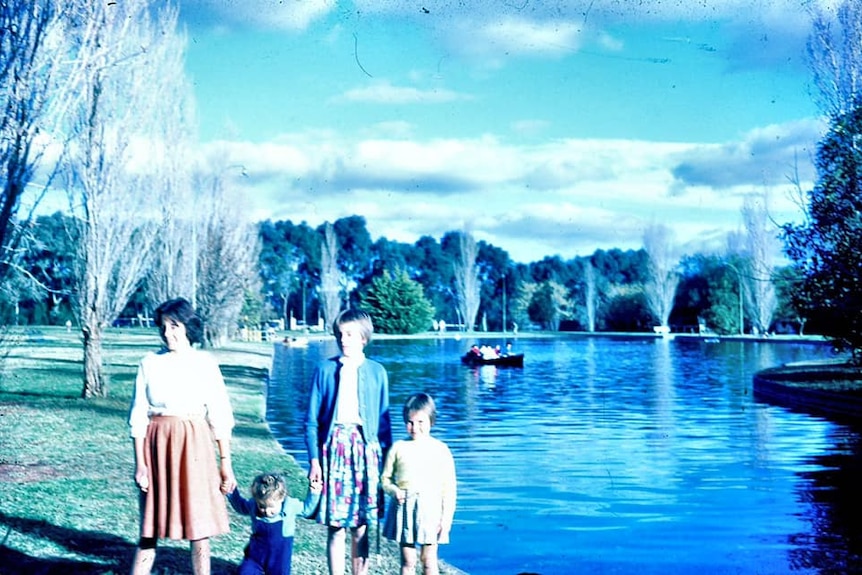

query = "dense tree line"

[{"left": 5, "top": 210, "right": 807, "bottom": 339}]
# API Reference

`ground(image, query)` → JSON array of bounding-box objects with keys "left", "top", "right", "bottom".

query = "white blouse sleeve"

[{"left": 128, "top": 356, "right": 152, "bottom": 438}]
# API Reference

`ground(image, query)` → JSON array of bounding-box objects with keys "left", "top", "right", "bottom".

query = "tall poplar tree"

[
  {"left": 319, "top": 222, "right": 342, "bottom": 330},
  {"left": 63, "top": 0, "right": 191, "bottom": 397},
  {"left": 453, "top": 230, "right": 480, "bottom": 332},
  {"left": 643, "top": 223, "right": 680, "bottom": 330},
  {"left": 0, "top": 0, "right": 84, "bottom": 287}
]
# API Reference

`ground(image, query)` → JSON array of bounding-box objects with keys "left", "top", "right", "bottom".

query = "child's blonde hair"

[
  {"left": 333, "top": 308, "right": 374, "bottom": 343},
  {"left": 250, "top": 473, "right": 287, "bottom": 504},
  {"left": 403, "top": 392, "right": 437, "bottom": 425}
]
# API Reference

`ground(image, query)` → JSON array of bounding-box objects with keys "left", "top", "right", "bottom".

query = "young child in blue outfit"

[{"left": 228, "top": 472, "right": 319, "bottom": 575}]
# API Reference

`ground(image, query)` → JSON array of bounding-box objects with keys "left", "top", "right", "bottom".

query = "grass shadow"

[{"left": 0, "top": 512, "right": 238, "bottom": 574}]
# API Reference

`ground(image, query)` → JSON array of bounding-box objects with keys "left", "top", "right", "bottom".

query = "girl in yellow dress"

[{"left": 381, "top": 393, "right": 457, "bottom": 575}]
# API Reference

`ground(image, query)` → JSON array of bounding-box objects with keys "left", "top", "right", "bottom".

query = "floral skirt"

[
  {"left": 319, "top": 423, "right": 381, "bottom": 528},
  {"left": 139, "top": 416, "right": 229, "bottom": 541}
]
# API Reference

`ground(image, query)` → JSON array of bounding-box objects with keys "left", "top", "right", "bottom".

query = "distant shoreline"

[{"left": 280, "top": 329, "right": 830, "bottom": 344}]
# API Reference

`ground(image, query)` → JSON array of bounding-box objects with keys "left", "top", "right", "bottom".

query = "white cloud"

[
  {"left": 337, "top": 81, "right": 470, "bottom": 104},
  {"left": 195, "top": 118, "right": 818, "bottom": 262},
  {"left": 473, "top": 17, "right": 584, "bottom": 57},
  {"left": 669, "top": 118, "right": 825, "bottom": 190}
]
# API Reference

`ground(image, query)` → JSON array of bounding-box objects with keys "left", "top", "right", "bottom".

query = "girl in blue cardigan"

[{"left": 304, "top": 309, "right": 393, "bottom": 575}]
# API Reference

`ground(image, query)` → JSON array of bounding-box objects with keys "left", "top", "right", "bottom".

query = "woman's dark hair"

[
  {"left": 403, "top": 392, "right": 437, "bottom": 425},
  {"left": 154, "top": 298, "right": 204, "bottom": 345}
]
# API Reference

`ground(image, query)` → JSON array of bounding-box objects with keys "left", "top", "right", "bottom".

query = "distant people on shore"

[
  {"left": 381, "top": 393, "right": 457, "bottom": 575},
  {"left": 128, "top": 297, "right": 236, "bottom": 575},
  {"left": 304, "top": 308, "right": 392, "bottom": 575}
]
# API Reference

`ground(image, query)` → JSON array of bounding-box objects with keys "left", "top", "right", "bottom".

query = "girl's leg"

[
  {"left": 328, "top": 526, "right": 347, "bottom": 575},
  {"left": 129, "top": 538, "right": 156, "bottom": 575},
  {"left": 400, "top": 544, "right": 418, "bottom": 575},
  {"left": 350, "top": 524, "right": 369, "bottom": 575},
  {"left": 420, "top": 543, "right": 440, "bottom": 575},
  {"left": 191, "top": 538, "right": 211, "bottom": 575}
]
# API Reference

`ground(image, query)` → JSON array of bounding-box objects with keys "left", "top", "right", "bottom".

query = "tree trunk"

[{"left": 81, "top": 325, "right": 105, "bottom": 398}]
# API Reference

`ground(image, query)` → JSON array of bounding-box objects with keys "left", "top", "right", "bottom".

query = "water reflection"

[
  {"left": 788, "top": 425, "right": 862, "bottom": 573},
  {"left": 266, "top": 336, "right": 859, "bottom": 575}
]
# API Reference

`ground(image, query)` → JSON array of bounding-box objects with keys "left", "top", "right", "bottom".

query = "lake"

[{"left": 266, "top": 335, "right": 862, "bottom": 575}]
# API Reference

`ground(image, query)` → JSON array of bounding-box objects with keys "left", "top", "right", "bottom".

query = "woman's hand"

[
  {"left": 219, "top": 459, "right": 237, "bottom": 495},
  {"left": 395, "top": 488, "right": 406, "bottom": 504},
  {"left": 134, "top": 464, "right": 149, "bottom": 492}
]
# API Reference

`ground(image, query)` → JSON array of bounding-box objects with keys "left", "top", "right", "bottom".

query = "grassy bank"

[{"left": 0, "top": 327, "right": 463, "bottom": 574}]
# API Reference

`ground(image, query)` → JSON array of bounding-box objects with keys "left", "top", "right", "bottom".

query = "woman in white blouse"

[{"left": 128, "top": 298, "right": 236, "bottom": 575}]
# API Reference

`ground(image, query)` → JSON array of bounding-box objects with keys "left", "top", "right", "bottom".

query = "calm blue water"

[{"left": 266, "top": 336, "right": 862, "bottom": 575}]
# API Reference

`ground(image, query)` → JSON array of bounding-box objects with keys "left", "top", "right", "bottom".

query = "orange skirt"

[{"left": 139, "top": 416, "right": 229, "bottom": 541}]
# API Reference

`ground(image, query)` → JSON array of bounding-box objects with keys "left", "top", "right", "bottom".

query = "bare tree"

[
  {"left": 807, "top": 1, "right": 862, "bottom": 118},
  {"left": 319, "top": 222, "right": 342, "bottom": 329},
  {"left": 0, "top": 0, "right": 85, "bottom": 287},
  {"left": 274, "top": 250, "right": 301, "bottom": 326},
  {"left": 63, "top": 1, "right": 190, "bottom": 397},
  {"left": 453, "top": 230, "right": 480, "bottom": 332},
  {"left": 584, "top": 260, "right": 597, "bottom": 332},
  {"left": 643, "top": 223, "right": 680, "bottom": 329},
  {"left": 146, "top": 197, "right": 195, "bottom": 314},
  {"left": 741, "top": 193, "right": 779, "bottom": 335},
  {"left": 194, "top": 168, "right": 260, "bottom": 347},
  {"left": 511, "top": 281, "right": 536, "bottom": 331},
  {"left": 142, "top": 38, "right": 196, "bottom": 314}
]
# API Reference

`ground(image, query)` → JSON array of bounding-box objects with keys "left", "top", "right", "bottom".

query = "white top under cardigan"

[
  {"left": 128, "top": 348, "right": 235, "bottom": 440},
  {"left": 334, "top": 354, "right": 363, "bottom": 425}
]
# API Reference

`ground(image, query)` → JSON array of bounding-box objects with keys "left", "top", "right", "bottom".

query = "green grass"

[{"left": 0, "top": 327, "right": 461, "bottom": 574}]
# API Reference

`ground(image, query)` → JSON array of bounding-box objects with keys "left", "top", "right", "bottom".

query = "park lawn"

[{"left": 0, "top": 327, "right": 427, "bottom": 575}]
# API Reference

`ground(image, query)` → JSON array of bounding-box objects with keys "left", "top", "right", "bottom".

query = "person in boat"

[{"left": 479, "top": 345, "right": 498, "bottom": 360}]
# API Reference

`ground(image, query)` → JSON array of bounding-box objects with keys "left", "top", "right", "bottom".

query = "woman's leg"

[
  {"left": 129, "top": 538, "right": 156, "bottom": 575},
  {"left": 420, "top": 543, "right": 440, "bottom": 575},
  {"left": 328, "top": 526, "right": 347, "bottom": 575},
  {"left": 191, "top": 538, "right": 211, "bottom": 575},
  {"left": 400, "top": 544, "right": 418, "bottom": 575},
  {"left": 350, "top": 525, "right": 369, "bottom": 575}
]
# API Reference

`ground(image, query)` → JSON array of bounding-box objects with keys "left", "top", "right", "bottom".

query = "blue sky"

[{"left": 178, "top": 0, "right": 828, "bottom": 263}]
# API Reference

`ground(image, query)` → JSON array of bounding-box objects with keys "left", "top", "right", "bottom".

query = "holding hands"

[
  {"left": 394, "top": 487, "right": 407, "bottom": 504},
  {"left": 219, "top": 458, "right": 237, "bottom": 495},
  {"left": 308, "top": 459, "right": 322, "bottom": 487},
  {"left": 135, "top": 464, "right": 149, "bottom": 492}
]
